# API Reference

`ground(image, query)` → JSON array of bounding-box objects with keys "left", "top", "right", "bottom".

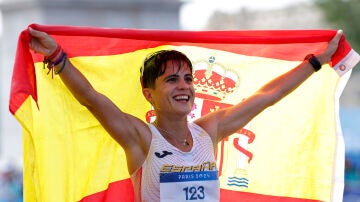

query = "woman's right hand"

[{"left": 29, "top": 28, "right": 58, "bottom": 57}]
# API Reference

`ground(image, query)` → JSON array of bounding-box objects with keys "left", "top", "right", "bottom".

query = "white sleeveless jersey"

[{"left": 131, "top": 122, "right": 219, "bottom": 202}]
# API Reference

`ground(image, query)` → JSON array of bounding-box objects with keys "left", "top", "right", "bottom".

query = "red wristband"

[{"left": 48, "top": 46, "right": 61, "bottom": 61}]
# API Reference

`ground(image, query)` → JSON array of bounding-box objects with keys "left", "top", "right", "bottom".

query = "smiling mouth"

[{"left": 173, "top": 95, "right": 190, "bottom": 102}]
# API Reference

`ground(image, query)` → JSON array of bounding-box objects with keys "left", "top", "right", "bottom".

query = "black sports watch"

[{"left": 304, "top": 54, "right": 322, "bottom": 72}]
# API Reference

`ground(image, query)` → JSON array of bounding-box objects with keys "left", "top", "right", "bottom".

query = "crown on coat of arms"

[{"left": 193, "top": 56, "right": 240, "bottom": 101}]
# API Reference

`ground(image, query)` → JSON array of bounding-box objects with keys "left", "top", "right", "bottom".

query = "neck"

[
  {"left": 154, "top": 116, "right": 188, "bottom": 132},
  {"left": 153, "top": 118, "right": 191, "bottom": 148}
]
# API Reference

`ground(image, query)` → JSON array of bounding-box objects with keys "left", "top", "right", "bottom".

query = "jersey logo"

[{"left": 155, "top": 150, "right": 173, "bottom": 158}]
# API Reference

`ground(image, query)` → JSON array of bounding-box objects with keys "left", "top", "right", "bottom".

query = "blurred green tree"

[{"left": 315, "top": 0, "right": 360, "bottom": 71}]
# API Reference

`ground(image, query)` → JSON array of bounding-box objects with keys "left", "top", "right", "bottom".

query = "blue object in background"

[{"left": 340, "top": 107, "right": 360, "bottom": 202}]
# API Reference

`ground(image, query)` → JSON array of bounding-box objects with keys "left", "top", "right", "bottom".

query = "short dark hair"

[{"left": 140, "top": 50, "right": 193, "bottom": 88}]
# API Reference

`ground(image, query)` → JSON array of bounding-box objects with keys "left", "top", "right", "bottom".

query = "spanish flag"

[{"left": 10, "top": 24, "right": 360, "bottom": 202}]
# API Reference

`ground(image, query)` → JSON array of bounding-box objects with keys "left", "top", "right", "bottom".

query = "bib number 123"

[{"left": 183, "top": 186, "right": 205, "bottom": 200}]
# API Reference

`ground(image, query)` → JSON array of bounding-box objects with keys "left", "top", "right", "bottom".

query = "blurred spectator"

[
  {"left": 344, "top": 153, "right": 360, "bottom": 202},
  {"left": 0, "top": 159, "right": 23, "bottom": 202}
]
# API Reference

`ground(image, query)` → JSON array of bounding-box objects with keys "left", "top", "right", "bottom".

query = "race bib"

[{"left": 160, "top": 170, "right": 219, "bottom": 201}]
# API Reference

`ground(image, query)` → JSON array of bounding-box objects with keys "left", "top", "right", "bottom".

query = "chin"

[{"left": 176, "top": 106, "right": 192, "bottom": 115}]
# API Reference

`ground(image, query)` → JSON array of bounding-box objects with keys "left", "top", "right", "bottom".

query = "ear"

[{"left": 142, "top": 88, "right": 153, "bottom": 104}]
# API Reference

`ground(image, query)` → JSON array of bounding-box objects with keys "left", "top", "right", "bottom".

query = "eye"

[
  {"left": 166, "top": 76, "right": 178, "bottom": 83},
  {"left": 185, "top": 75, "right": 193, "bottom": 83}
]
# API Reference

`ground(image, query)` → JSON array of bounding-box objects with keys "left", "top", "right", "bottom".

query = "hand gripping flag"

[{"left": 10, "top": 24, "right": 360, "bottom": 202}]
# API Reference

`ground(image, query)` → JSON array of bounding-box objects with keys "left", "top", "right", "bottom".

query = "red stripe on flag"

[
  {"left": 28, "top": 24, "right": 348, "bottom": 62},
  {"left": 29, "top": 24, "right": 335, "bottom": 44},
  {"left": 79, "top": 178, "right": 134, "bottom": 202},
  {"left": 220, "top": 189, "right": 324, "bottom": 202},
  {"left": 9, "top": 29, "right": 38, "bottom": 115}
]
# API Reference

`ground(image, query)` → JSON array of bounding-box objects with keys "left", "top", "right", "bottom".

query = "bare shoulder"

[
  {"left": 120, "top": 115, "right": 152, "bottom": 174},
  {"left": 194, "top": 110, "right": 224, "bottom": 142},
  {"left": 121, "top": 114, "right": 152, "bottom": 149}
]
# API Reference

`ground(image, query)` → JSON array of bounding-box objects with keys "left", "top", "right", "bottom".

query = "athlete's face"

[{"left": 147, "top": 60, "right": 195, "bottom": 117}]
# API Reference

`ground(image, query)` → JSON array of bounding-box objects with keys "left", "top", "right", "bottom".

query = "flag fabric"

[{"left": 10, "top": 24, "right": 360, "bottom": 202}]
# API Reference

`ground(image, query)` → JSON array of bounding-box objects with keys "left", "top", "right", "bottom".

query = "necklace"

[{"left": 154, "top": 123, "right": 190, "bottom": 147}]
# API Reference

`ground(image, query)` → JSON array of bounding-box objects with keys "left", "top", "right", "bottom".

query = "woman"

[{"left": 29, "top": 28, "right": 342, "bottom": 201}]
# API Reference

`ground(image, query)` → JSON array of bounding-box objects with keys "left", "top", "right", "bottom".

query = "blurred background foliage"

[{"left": 315, "top": 0, "right": 360, "bottom": 71}]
